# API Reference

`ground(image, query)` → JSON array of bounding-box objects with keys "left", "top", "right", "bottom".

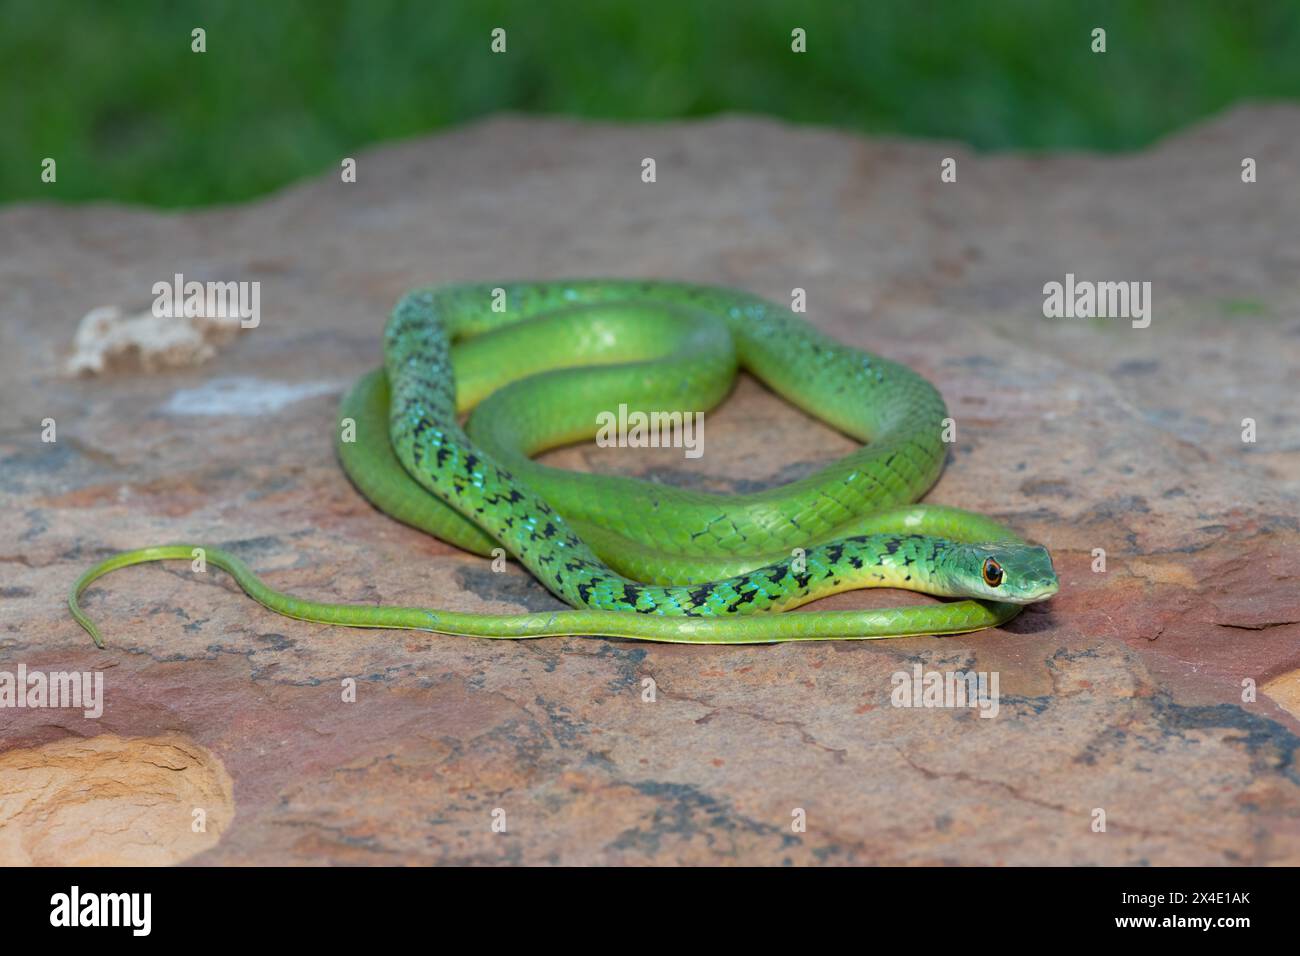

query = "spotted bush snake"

[{"left": 71, "top": 280, "right": 1058, "bottom": 645}]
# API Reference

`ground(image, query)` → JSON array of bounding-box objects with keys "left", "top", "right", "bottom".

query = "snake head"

[{"left": 948, "top": 542, "right": 1059, "bottom": 604}]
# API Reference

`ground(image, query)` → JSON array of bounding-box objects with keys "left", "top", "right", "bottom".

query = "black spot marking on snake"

[{"left": 686, "top": 584, "right": 713, "bottom": 606}]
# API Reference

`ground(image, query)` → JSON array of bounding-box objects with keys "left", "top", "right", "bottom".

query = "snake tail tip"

[
  {"left": 69, "top": 600, "right": 106, "bottom": 648},
  {"left": 81, "top": 618, "right": 106, "bottom": 649}
]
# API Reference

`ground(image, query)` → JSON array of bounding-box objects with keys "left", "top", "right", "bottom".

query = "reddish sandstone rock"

[{"left": 0, "top": 109, "right": 1297, "bottom": 864}]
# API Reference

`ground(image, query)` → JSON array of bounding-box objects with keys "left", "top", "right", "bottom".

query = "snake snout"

[
  {"left": 971, "top": 542, "right": 1059, "bottom": 604},
  {"left": 1017, "top": 549, "right": 1060, "bottom": 603}
]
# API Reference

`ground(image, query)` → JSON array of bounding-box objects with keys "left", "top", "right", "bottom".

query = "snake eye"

[{"left": 982, "top": 558, "right": 1003, "bottom": 588}]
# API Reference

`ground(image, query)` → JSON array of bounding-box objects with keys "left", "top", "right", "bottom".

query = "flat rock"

[{"left": 1, "top": 108, "right": 1298, "bottom": 865}]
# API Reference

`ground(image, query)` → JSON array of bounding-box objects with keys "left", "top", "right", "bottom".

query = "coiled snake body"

[{"left": 72, "top": 280, "right": 1058, "bottom": 645}]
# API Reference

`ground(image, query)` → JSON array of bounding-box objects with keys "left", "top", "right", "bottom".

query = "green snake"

[{"left": 71, "top": 280, "right": 1058, "bottom": 646}]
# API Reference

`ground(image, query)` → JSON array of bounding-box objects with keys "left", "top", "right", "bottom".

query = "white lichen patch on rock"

[
  {"left": 161, "top": 376, "right": 343, "bottom": 416},
  {"left": 65, "top": 304, "right": 243, "bottom": 376}
]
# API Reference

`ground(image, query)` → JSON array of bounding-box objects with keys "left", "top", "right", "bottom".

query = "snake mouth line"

[{"left": 1001, "top": 585, "right": 1060, "bottom": 605}]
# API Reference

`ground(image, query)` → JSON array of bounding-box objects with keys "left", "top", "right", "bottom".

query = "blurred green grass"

[{"left": 5, "top": 0, "right": 1299, "bottom": 207}]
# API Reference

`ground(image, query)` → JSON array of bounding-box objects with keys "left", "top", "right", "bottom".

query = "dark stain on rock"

[
  {"left": 1050, "top": 646, "right": 1102, "bottom": 663},
  {"left": 1112, "top": 359, "right": 1160, "bottom": 376},
  {"left": 584, "top": 642, "right": 649, "bottom": 693},
  {"left": 996, "top": 693, "right": 1054, "bottom": 716},
  {"left": 0, "top": 444, "right": 75, "bottom": 482},
  {"left": 532, "top": 694, "right": 587, "bottom": 747},
  {"left": 19, "top": 509, "right": 48, "bottom": 542},
  {"left": 946, "top": 354, "right": 1001, "bottom": 370},
  {"left": 1018, "top": 478, "right": 1072, "bottom": 498},
  {"left": 480, "top": 715, "right": 556, "bottom": 767},
  {"left": 1153, "top": 697, "right": 1300, "bottom": 786},
  {"left": 608, "top": 780, "right": 797, "bottom": 857},
  {"left": 1073, "top": 723, "right": 1130, "bottom": 768},
  {"left": 455, "top": 567, "right": 567, "bottom": 612},
  {"left": 257, "top": 632, "right": 296, "bottom": 651},
  {"left": 1087, "top": 495, "right": 1152, "bottom": 520},
  {"left": 219, "top": 535, "right": 289, "bottom": 556}
]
